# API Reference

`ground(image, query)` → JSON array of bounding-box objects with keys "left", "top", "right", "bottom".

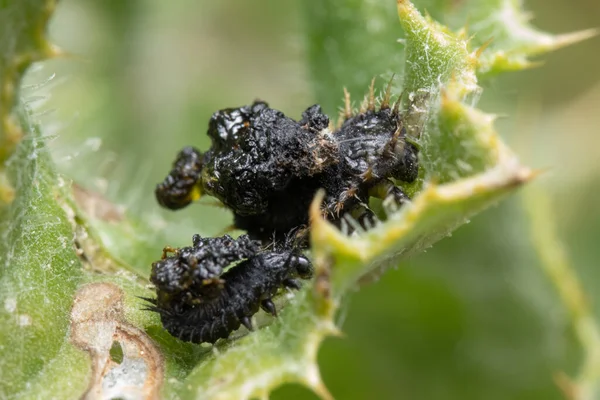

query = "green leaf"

[
  {"left": 303, "top": 0, "right": 404, "bottom": 114},
  {"left": 308, "top": 0, "right": 533, "bottom": 297},
  {"left": 177, "top": 288, "right": 337, "bottom": 400},
  {"left": 177, "top": 1, "right": 535, "bottom": 397},
  {"left": 1, "top": 0, "right": 593, "bottom": 399},
  {"left": 465, "top": 0, "right": 597, "bottom": 77},
  {"left": 413, "top": 0, "right": 597, "bottom": 78},
  {"left": 0, "top": 1, "right": 89, "bottom": 398},
  {"left": 0, "top": 0, "right": 58, "bottom": 202},
  {"left": 0, "top": 107, "right": 89, "bottom": 398}
]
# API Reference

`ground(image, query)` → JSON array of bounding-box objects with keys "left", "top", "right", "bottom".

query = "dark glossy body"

[
  {"left": 148, "top": 235, "right": 312, "bottom": 344},
  {"left": 150, "top": 96, "right": 419, "bottom": 344},
  {"left": 150, "top": 234, "right": 259, "bottom": 299},
  {"left": 156, "top": 100, "right": 419, "bottom": 242}
]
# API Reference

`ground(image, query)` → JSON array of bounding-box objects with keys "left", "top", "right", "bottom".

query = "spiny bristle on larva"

[
  {"left": 339, "top": 186, "right": 358, "bottom": 204},
  {"left": 138, "top": 296, "right": 157, "bottom": 305},
  {"left": 336, "top": 112, "right": 345, "bottom": 130},
  {"left": 359, "top": 94, "right": 369, "bottom": 114},
  {"left": 328, "top": 119, "right": 335, "bottom": 132},
  {"left": 392, "top": 96, "right": 401, "bottom": 116},
  {"left": 343, "top": 87, "right": 352, "bottom": 119},
  {"left": 360, "top": 166, "right": 377, "bottom": 182},
  {"left": 345, "top": 186, "right": 358, "bottom": 198},
  {"left": 339, "top": 79, "right": 401, "bottom": 124},
  {"left": 383, "top": 126, "right": 404, "bottom": 158},
  {"left": 380, "top": 74, "right": 395, "bottom": 110},
  {"left": 241, "top": 316, "right": 253, "bottom": 331},
  {"left": 368, "top": 77, "right": 376, "bottom": 111},
  {"left": 261, "top": 299, "right": 277, "bottom": 316},
  {"left": 161, "top": 246, "right": 178, "bottom": 259},
  {"left": 333, "top": 201, "right": 344, "bottom": 216}
]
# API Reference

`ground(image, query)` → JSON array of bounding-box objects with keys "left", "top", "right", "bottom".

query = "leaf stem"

[{"left": 523, "top": 187, "right": 600, "bottom": 400}]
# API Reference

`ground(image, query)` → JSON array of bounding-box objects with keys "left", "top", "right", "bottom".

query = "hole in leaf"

[{"left": 109, "top": 340, "right": 124, "bottom": 364}]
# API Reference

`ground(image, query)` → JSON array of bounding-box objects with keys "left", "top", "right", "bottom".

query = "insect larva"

[{"left": 147, "top": 235, "right": 312, "bottom": 344}]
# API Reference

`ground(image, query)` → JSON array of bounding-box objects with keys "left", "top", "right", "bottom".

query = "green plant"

[{"left": 0, "top": 0, "right": 596, "bottom": 399}]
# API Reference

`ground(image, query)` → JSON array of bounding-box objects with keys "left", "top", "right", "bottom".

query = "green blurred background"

[{"left": 25, "top": 0, "right": 600, "bottom": 398}]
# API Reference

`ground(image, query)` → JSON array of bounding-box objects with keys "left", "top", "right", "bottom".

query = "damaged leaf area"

[
  {"left": 0, "top": 1, "right": 163, "bottom": 398},
  {"left": 0, "top": 0, "right": 592, "bottom": 399},
  {"left": 70, "top": 283, "right": 164, "bottom": 399},
  {"left": 0, "top": 109, "right": 167, "bottom": 399}
]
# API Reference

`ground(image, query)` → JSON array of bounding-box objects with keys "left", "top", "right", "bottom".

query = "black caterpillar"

[
  {"left": 148, "top": 83, "right": 419, "bottom": 344},
  {"left": 155, "top": 84, "right": 418, "bottom": 243},
  {"left": 146, "top": 235, "right": 312, "bottom": 344},
  {"left": 151, "top": 234, "right": 260, "bottom": 296}
]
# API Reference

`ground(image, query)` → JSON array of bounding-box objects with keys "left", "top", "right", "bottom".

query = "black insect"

[
  {"left": 148, "top": 81, "right": 419, "bottom": 344},
  {"left": 156, "top": 82, "right": 419, "bottom": 243},
  {"left": 146, "top": 235, "right": 312, "bottom": 344},
  {"left": 150, "top": 234, "right": 260, "bottom": 301}
]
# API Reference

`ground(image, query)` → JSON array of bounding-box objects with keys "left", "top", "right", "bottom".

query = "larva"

[{"left": 147, "top": 235, "right": 312, "bottom": 344}]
